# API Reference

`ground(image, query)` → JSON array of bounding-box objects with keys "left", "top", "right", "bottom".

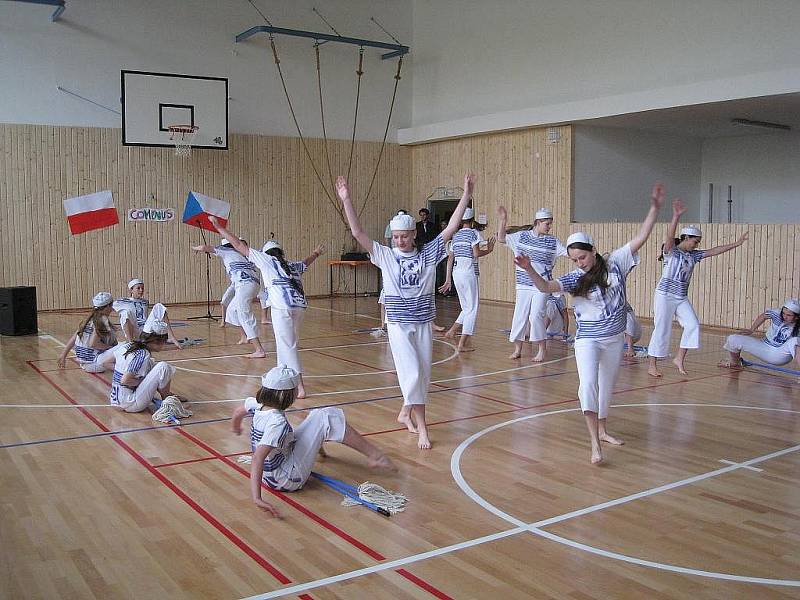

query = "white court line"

[
  {"left": 19, "top": 331, "right": 569, "bottom": 407},
  {"left": 241, "top": 403, "right": 800, "bottom": 599},
  {"left": 719, "top": 459, "right": 763, "bottom": 472},
  {"left": 171, "top": 339, "right": 460, "bottom": 379}
]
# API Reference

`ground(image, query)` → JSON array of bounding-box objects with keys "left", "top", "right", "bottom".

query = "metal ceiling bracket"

[
  {"left": 235, "top": 25, "right": 409, "bottom": 59},
  {"left": 12, "top": 0, "right": 66, "bottom": 22}
]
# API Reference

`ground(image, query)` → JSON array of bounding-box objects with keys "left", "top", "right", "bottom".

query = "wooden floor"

[{"left": 2, "top": 296, "right": 799, "bottom": 599}]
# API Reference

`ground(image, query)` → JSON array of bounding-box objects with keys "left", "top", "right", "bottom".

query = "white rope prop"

[
  {"left": 152, "top": 395, "right": 193, "bottom": 425},
  {"left": 340, "top": 482, "right": 408, "bottom": 515}
]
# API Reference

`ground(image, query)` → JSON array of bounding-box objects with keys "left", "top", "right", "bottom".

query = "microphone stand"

[{"left": 187, "top": 227, "right": 219, "bottom": 321}]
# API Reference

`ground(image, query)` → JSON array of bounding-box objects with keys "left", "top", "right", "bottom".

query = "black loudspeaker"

[{"left": 0, "top": 286, "right": 38, "bottom": 336}]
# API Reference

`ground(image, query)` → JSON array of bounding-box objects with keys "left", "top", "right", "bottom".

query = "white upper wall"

[
  {"left": 574, "top": 126, "right": 702, "bottom": 223},
  {"left": 700, "top": 132, "right": 800, "bottom": 223},
  {"left": 403, "top": 0, "right": 800, "bottom": 143},
  {"left": 0, "top": 0, "right": 412, "bottom": 141}
]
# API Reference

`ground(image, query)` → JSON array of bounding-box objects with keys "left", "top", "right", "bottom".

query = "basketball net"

[{"left": 168, "top": 125, "right": 198, "bottom": 158}]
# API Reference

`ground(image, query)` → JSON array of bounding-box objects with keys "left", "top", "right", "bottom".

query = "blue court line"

[{"left": 1, "top": 367, "right": 578, "bottom": 450}]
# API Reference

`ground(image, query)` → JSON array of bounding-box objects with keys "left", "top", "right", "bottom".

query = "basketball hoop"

[{"left": 168, "top": 125, "right": 198, "bottom": 157}]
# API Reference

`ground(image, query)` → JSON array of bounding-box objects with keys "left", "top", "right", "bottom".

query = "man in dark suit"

[{"left": 416, "top": 208, "right": 437, "bottom": 245}]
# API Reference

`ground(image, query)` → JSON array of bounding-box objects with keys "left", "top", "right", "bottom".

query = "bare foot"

[
  {"left": 531, "top": 350, "right": 545, "bottom": 363},
  {"left": 509, "top": 351, "right": 522, "bottom": 360},
  {"left": 246, "top": 351, "right": 267, "bottom": 359},
  {"left": 296, "top": 386, "right": 306, "bottom": 400},
  {"left": 672, "top": 358, "right": 687, "bottom": 375},
  {"left": 397, "top": 408, "right": 418, "bottom": 433},
  {"left": 318, "top": 445, "right": 328, "bottom": 458},
  {"left": 237, "top": 336, "right": 248, "bottom": 345},
  {"left": 458, "top": 345, "right": 475, "bottom": 353},
  {"left": 718, "top": 359, "right": 742, "bottom": 369},
  {"left": 599, "top": 433, "right": 624, "bottom": 445},
  {"left": 218, "top": 320, "right": 226, "bottom": 328},
  {"left": 369, "top": 454, "right": 397, "bottom": 471},
  {"left": 444, "top": 328, "right": 458, "bottom": 339},
  {"left": 590, "top": 447, "right": 603, "bottom": 464},
  {"left": 623, "top": 349, "right": 634, "bottom": 358},
  {"left": 647, "top": 365, "right": 662, "bottom": 377},
  {"left": 432, "top": 324, "right": 446, "bottom": 332},
  {"left": 417, "top": 431, "right": 432, "bottom": 450}
]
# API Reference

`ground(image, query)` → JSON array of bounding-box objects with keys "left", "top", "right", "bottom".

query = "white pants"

[
  {"left": 453, "top": 258, "right": 479, "bottom": 336},
  {"left": 258, "top": 288, "right": 271, "bottom": 309},
  {"left": 626, "top": 311, "right": 642, "bottom": 344},
  {"left": 225, "top": 281, "right": 260, "bottom": 340},
  {"left": 220, "top": 284, "right": 235, "bottom": 307},
  {"left": 79, "top": 343, "right": 120, "bottom": 373},
  {"left": 113, "top": 361, "right": 176, "bottom": 413},
  {"left": 546, "top": 303, "right": 564, "bottom": 335},
  {"left": 271, "top": 307, "right": 304, "bottom": 373},
  {"left": 265, "top": 407, "right": 347, "bottom": 492},
  {"left": 387, "top": 321, "right": 433, "bottom": 405},
  {"left": 509, "top": 288, "right": 549, "bottom": 343},
  {"left": 724, "top": 335, "right": 795, "bottom": 365},
  {"left": 119, "top": 302, "right": 168, "bottom": 339},
  {"left": 647, "top": 293, "right": 700, "bottom": 358},
  {"left": 574, "top": 334, "right": 624, "bottom": 419}
]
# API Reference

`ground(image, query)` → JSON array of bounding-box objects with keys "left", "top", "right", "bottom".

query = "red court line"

[
  {"left": 174, "top": 427, "right": 455, "bottom": 599},
  {"left": 26, "top": 361, "right": 310, "bottom": 597}
]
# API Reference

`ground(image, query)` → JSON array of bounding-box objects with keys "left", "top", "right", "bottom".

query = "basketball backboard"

[{"left": 121, "top": 70, "right": 228, "bottom": 150}]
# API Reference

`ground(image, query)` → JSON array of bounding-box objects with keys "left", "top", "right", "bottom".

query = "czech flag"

[
  {"left": 182, "top": 191, "right": 230, "bottom": 232},
  {"left": 63, "top": 191, "right": 119, "bottom": 235}
]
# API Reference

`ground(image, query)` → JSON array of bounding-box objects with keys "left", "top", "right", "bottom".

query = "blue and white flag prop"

[{"left": 182, "top": 191, "right": 230, "bottom": 232}]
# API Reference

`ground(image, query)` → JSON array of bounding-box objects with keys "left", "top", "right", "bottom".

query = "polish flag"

[
  {"left": 63, "top": 191, "right": 119, "bottom": 235},
  {"left": 182, "top": 191, "right": 230, "bottom": 232}
]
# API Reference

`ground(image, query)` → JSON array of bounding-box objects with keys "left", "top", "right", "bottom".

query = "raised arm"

[
  {"left": 191, "top": 244, "right": 215, "bottom": 254},
  {"left": 703, "top": 231, "right": 749, "bottom": 258},
  {"left": 496, "top": 206, "right": 508, "bottom": 244},
  {"left": 474, "top": 235, "right": 496, "bottom": 258},
  {"left": 662, "top": 196, "right": 685, "bottom": 254},
  {"left": 336, "top": 176, "right": 374, "bottom": 253},
  {"left": 207, "top": 216, "right": 251, "bottom": 258},
  {"left": 249, "top": 444, "right": 281, "bottom": 517},
  {"left": 514, "top": 255, "right": 561, "bottom": 293},
  {"left": 628, "top": 183, "right": 666, "bottom": 254},
  {"left": 303, "top": 244, "right": 326, "bottom": 267},
  {"left": 441, "top": 174, "right": 475, "bottom": 241}
]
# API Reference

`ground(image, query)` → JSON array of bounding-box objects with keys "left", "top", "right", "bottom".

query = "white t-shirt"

[
  {"left": 656, "top": 247, "right": 705, "bottom": 299},
  {"left": 764, "top": 309, "right": 799, "bottom": 349},
  {"left": 370, "top": 235, "right": 446, "bottom": 324},
  {"left": 248, "top": 248, "right": 308, "bottom": 310},
  {"left": 451, "top": 228, "right": 483, "bottom": 276},
  {"left": 110, "top": 343, "right": 152, "bottom": 405},
  {"left": 506, "top": 231, "right": 567, "bottom": 288},
  {"left": 558, "top": 243, "right": 639, "bottom": 340},
  {"left": 214, "top": 246, "right": 259, "bottom": 285}
]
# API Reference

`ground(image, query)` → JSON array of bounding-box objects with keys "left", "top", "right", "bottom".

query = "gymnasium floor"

[{"left": 2, "top": 296, "right": 799, "bottom": 599}]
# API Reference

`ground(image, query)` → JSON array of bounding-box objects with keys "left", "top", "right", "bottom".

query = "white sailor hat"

[
  {"left": 261, "top": 365, "right": 300, "bottom": 390},
  {"left": 220, "top": 238, "right": 230, "bottom": 246},
  {"left": 128, "top": 278, "right": 144, "bottom": 289},
  {"left": 566, "top": 232, "right": 594, "bottom": 247},
  {"left": 390, "top": 214, "right": 416, "bottom": 231},
  {"left": 145, "top": 320, "right": 169, "bottom": 335},
  {"left": 783, "top": 298, "right": 800, "bottom": 314},
  {"left": 680, "top": 225, "right": 702, "bottom": 238},
  {"left": 262, "top": 240, "right": 281, "bottom": 252},
  {"left": 535, "top": 208, "right": 553, "bottom": 220},
  {"left": 91, "top": 291, "right": 113, "bottom": 308},
  {"left": 463, "top": 207, "right": 475, "bottom": 220}
]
